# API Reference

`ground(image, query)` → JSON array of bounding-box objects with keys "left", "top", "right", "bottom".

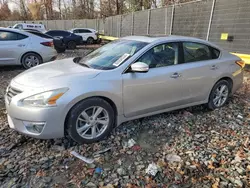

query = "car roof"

[
  {"left": 72, "top": 28, "right": 96, "bottom": 31},
  {"left": 0, "top": 27, "right": 33, "bottom": 36},
  {"left": 47, "top": 30, "right": 69, "bottom": 32},
  {"left": 122, "top": 35, "right": 221, "bottom": 49}
]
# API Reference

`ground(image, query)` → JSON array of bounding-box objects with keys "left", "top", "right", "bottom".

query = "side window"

[
  {"left": 137, "top": 43, "right": 179, "bottom": 68},
  {"left": 211, "top": 48, "right": 220, "bottom": 59},
  {"left": 79, "top": 29, "right": 92, "bottom": 33},
  {"left": 17, "top": 33, "right": 28, "bottom": 40},
  {"left": 17, "top": 24, "right": 23, "bottom": 29},
  {"left": 59, "top": 31, "right": 70, "bottom": 36},
  {"left": 0, "top": 31, "right": 18, "bottom": 40},
  {"left": 183, "top": 42, "right": 212, "bottom": 63},
  {"left": 73, "top": 29, "right": 79, "bottom": 33}
]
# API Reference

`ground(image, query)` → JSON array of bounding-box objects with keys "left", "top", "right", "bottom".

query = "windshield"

[{"left": 78, "top": 39, "right": 148, "bottom": 70}]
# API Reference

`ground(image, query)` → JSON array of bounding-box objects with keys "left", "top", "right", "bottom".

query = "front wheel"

[
  {"left": 66, "top": 98, "right": 115, "bottom": 144},
  {"left": 208, "top": 80, "right": 231, "bottom": 110}
]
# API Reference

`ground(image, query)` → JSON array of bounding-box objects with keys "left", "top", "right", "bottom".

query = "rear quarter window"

[{"left": 211, "top": 48, "right": 220, "bottom": 59}]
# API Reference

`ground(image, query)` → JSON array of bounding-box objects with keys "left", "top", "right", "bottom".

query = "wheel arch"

[
  {"left": 215, "top": 76, "right": 233, "bottom": 92},
  {"left": 64, "top": 95, "right": 119, "bottom": 135},
  {"left": 20, "top": 51, "right": 43, "bottom": 64}
]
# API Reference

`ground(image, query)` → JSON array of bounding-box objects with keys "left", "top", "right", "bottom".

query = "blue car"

[{"left": 46, "top": 30, "right": 83, "bottom": 50}]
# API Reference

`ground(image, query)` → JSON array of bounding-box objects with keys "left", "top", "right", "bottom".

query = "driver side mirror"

[{"left": 130, "top": 62, "right": 149, "bottom": 73}]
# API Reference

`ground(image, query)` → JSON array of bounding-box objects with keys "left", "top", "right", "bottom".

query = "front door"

[{"left": 122, "top": 42, "right": 188, "bottom": 118}]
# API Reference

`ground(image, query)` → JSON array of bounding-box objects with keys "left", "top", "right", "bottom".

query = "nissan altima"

[{"left": 5, "top": 36, "right": 244, "bottom": 144}]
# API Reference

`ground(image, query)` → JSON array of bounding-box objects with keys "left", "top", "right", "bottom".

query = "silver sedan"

[{"left": 5, "top": 36, "right": 244, "bottom": 144}]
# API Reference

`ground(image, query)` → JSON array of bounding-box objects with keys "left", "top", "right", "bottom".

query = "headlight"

[{"left": 22, "top": 88, "right": 68, "bottom": 107}]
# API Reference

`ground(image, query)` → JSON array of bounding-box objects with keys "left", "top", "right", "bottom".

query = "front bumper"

[{"left": 5, "top": 90, "right": 65, "bottom": 139}]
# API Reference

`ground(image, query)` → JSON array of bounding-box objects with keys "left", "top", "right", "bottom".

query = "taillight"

[
  {"left": 235, "top": 60, "right": 245, "bottom": 68},
  {"left": 41, "top": 41, "right": 54, "bottom": 47}
]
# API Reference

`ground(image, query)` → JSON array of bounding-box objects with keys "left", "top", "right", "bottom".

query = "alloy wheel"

[
  {"left": 213, "top": 84, "right": 229, "bottom": 107},
  {"left": 76, "top": 106, "right": 109, "bottom": 139},
  {"left": 24, "top": 55, "right": 40, "bottom": 68}
]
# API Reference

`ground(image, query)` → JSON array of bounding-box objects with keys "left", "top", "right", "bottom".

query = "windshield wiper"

[{"left": 73, "top": 57, "right": 90, "bottom": 68}]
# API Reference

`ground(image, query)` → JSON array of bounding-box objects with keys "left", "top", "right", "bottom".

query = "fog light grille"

[{"left": 23, "top": 121, "right": 45, "bottom": 134}]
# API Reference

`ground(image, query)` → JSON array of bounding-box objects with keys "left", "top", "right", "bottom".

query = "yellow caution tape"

[
  {"left": 232, "top": 53, "right": 250, "bottom": 65},
  {"left": 99, "top": 35, "right": 118, "bottom": 41}
]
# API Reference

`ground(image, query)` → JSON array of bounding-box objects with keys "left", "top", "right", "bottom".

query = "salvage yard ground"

[{"left": 0, "top": 47, "right": 250, "bottom": 187}]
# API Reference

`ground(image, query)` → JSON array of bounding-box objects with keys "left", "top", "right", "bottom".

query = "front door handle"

[
  {"left": 171, "top": 72, "right": 181, "bottom": 78},
  {"left": 211, "top": 65, "right": 218, "bottom": 70}
]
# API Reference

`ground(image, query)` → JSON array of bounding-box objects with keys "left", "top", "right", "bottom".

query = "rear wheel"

[
  {"left": 21, "top": 52, "right": 42, "bottom": 69},
  {"left": 87, "top": 37, "right": 94, "bottom": 44},
  {"left": 67, "top": 41, "right": 76, "bottom": 49},
  {"left": 66, "top": 98, "right": 115, "bottom": 144},
  {"left": 208, "top": 80, "right": 230, "bottom": 110}
]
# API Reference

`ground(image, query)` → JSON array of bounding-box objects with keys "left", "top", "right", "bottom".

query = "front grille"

[{"left": 6, "top": 86, "right": 22, "bottom": 103}]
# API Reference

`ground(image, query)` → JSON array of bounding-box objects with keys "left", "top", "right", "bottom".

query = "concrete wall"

[
  {"left": 209, "top": 0, "right": 250, "bottom": 53},
  {"left": 1, "top": 0, "right": 250, "bottom": 53}
]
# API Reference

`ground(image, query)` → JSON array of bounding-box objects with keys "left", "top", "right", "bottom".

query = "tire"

[
  {"left": 66, "top": 97, "right": 115, "bottom": 144},
  {"left": 67, "top": 41, "right": 76, "bottom": 50},
  {"left": 21, "top": 52, "right": 42, "bottom": 69},
  {"left": 208, "top": 80, "right": 231, "bottom": 110},
  {"left": 87, "top": 37, "right": 94, "bottom": 44}
]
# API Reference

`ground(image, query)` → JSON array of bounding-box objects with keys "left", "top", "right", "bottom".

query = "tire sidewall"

[
  {"left": 208, "top": 80, "right": 230, "bottom": 110},
  {"left": 67, "top": 41, "right": 76, "bottom": 49},
  {"left": 87, "top": 37, "right": 94, "bottom": 44},
  {"left": 66, "top": 98, "right": 115, "bottom": 144},
  {"left": 21, "top": 53, "right": 42, "bottom": 69}
]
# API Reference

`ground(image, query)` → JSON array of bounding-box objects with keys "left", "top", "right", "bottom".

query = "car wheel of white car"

[
  {"left": 21, "top": 53, "right": 42, "bottom": 69},
  {"left": 87, "top": 37, "right": 94, "bottom": 44},
  {"left": 208, "top": 80, "right": 231, "bottom": 110},
  {"left": 66, "top": 97, "right": 115, "bottom": 144}
]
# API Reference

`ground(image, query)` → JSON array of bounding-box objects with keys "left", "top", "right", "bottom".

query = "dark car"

[
  {"left": 45, "top": 30, "right": 83, "bottom": 50},
  {"left": 24, "top": 29, "right": 66, "bottom": 53}
]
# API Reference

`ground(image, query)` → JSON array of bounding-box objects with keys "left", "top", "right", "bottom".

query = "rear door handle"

[
  {"left": 211, "top": 65, "right": 218, "bottom": 70},
  {"left": 171, "top": 72, "right": 181, "bottom": 78},
  {"left": 17, "top": 44, "right": 25, "bottom": 47}
]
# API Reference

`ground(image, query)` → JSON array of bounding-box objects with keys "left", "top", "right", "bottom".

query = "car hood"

[{"left": 13, "top": 58, "right": 101, "bottom": 87}]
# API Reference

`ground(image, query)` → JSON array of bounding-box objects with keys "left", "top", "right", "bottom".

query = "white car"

[
  {"left": 0, "top": 28, "right": 57, "bottom": 69},
  {"left": 69, "top": 28, "right": 98, "bottom": 44},
  {"left": 13, "top": 23, "right": 47, "bottom": 33}
]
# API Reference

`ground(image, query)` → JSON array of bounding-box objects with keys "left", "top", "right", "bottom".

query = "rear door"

[
  {"left": 0, "top": 30, "right": 29, "bottom": 65},
  {"left": 179, "top": 41, "right": 221, "bottom": 103}
]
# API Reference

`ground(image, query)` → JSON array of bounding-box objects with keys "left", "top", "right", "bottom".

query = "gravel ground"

[{"left": 0, "top": 49, "right": 250, "bottom": 187}]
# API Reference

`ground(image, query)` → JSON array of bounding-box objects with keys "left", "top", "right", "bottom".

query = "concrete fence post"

[
  {"left": 111, "top": 16, "right": 113, "bottom": 36},
  {"left": 131, "top": 12, "right": 134, "bottom": 35},
  {"left": 170, "top": 5, "right": 175, "bottom": 35},
  {"left": 206, "top": 0, "right": 216, "bottom": 41},
  {"left": 164, "top": 8, "right": 168, "bottom": 35},
  {"left": 147, "top": 9, "right": 151, "bottom": 35},
  {"left": 117, "top": 16, "right": 119, "bottom": 37},
  {"left": 119, "top": 16, "right": 122, "bottom": 37}
]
